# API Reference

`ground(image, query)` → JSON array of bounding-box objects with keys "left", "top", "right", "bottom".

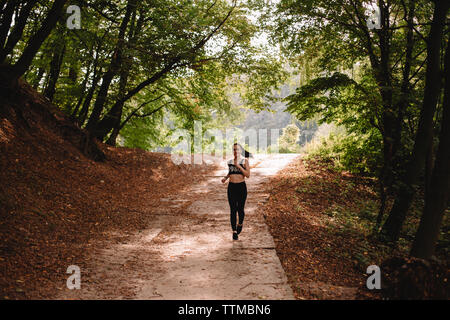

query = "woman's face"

[{"left": 233, "top": 144, "right": 241, "bottom": 157}]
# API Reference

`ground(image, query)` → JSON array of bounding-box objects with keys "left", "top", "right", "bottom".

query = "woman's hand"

[
  {"left": 222, "top": 175, "right": 229, "bottom": 183},
  {"left": 236, "top": 158, "right": 250, "bottom": 178}
]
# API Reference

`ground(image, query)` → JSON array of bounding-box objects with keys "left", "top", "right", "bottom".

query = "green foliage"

[
  {"left": 10, "top": 0, "right": 290, "bottom": 148},
  {"left": 285, "top": 72, "right": 362, "bottom": 120},
  {"left": 266, "top": 0, "right": 435, "bottom": 183},
  {"left": 323, "top": 200, "right": 390, "bottom": 271},
  {"left": 278, "top": 123, "right": 301, "bottom": 153},
  {"left": 304, "top": 128, "right": 382, "bottom": 176}
]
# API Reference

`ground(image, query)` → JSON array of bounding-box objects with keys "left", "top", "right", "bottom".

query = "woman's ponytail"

[{"left": 234, "top": 143, "right": 254, "bottom": 158}]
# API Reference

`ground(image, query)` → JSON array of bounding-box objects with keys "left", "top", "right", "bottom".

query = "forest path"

[{"left": 57, "top": 153, "right": 300, "bottom": 300}]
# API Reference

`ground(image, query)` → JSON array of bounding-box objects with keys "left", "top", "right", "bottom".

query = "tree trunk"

[
  {"left": 374, "top": 0, "right": 395, "bottom": 229},
  {"left": 77, "top": 79, "right": 98, "bottom": 127},
  {"left": 85, "top": 0, "right": 135, "bottom": 134},
  {"left": 106, "top": 125, "right": 121, "bottom": 146},
  {"left": 410, "top": 38, "right": 450, "bottom": 259},
  {"left": 424, "top": 133, "right": 434, "bottom": 201},
  {"left": 94, "top": 77, "right": 127, "bottom": 141},
  {"left": 380, "top": 0, "right": 450, "bottom": 242},
  {"left": 392, "top": 0, "right": 416, "bottom": 156},
  {"left": 375, "top": 179, "right": 387, "bottom": 230},
  {"left": 76, "top": 45, "right": 101, "bottom": 126},
  {"left": 0, "top": 0, "right": 37, "bottom": 63},
  {"left": 94, "top": 6, "right": 142, "bottom": 141},
  {"left": 9, "top": 0, "right": 67, "bottom": 80},
  {"left": 44, "top": 40, "right": 65, "bottom": 101},
  {"left": 0, "top": 0, "right": 17, "bottom": 50},
  {"left": 71, "top": 64, "right": 92, "bottom": 121}
]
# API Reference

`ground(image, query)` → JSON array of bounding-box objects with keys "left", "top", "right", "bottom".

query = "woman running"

[{"left": 221, "top": 143, "right": 252, "bottom": 240}]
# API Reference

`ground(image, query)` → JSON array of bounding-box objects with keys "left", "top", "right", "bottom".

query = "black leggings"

[{"left": 227, "top": 181, "right": 247, "bottom": 231}]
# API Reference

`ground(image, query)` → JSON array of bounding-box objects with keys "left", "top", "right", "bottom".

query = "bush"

[
  {"left": 278, "top": 123, "right": 302, "bottom": 153},
  {"left": 303, "top": 128, "right": 382, "bottom": 176}
]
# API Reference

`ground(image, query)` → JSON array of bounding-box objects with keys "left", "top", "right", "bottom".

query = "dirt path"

[{"left": 57, "top": 154, "right": 300, "bottom": 300}]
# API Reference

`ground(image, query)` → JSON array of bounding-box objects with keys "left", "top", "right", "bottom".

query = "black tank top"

[{"left": 228, "top": 158, "right": 246, "bottom": 175}]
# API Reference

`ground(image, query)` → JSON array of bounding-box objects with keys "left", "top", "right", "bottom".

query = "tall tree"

[
  {"left": 380, "top": 0, "right": 449, "bottom": 242},
  {"left": 9, "top": 0, "right": 68, "bottom": 80},
  {"left": 43, "top": 30, "right": 66, "bottom": 101},
  {"left": 410, "top": 36, "right": 450, "bottom": 259},
  {"left": 0, "top": 0, "right": 18, "bottom": 50},
  {"left": 272, "top": 0, "right": 431, "bottom": 228},
  {"left": 86, "top": 0, "right": 244, "bottom": 140},
  {"left": 92, "top": 5, "right": 144, "bottom": 142},
  {"left": 0, "top": 0, "right": 38, "bottom": 63},
  {"left": 376, "top": 0, "right": 417, "bottom": 229},
  {"left": 85, "top": 0, "right": 137, "bottom": 133}
]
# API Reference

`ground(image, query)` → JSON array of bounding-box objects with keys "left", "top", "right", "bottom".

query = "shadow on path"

[{"left": 58, "top": 154, "right": 300, "bottom": 300}]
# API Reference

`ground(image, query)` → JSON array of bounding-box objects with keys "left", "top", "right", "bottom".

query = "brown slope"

[{"left": 0, "top": 79, "right": 217, "bottom": 299}]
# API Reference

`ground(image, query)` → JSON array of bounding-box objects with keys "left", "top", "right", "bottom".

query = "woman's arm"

[
  {"left": 236, "top": 159, "right": 250, "bottom": 178},
  {"left": 221, "top": 173, "right": 230, "bottom": 183}
]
